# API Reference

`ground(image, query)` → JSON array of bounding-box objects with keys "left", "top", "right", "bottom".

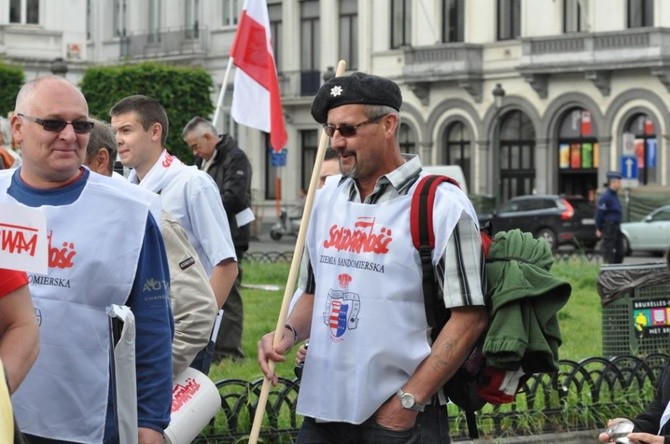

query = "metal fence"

[
  {"left": 245, "top": 250, "right": 603, "bottom": 264},
  {"left": 193, "top": 354, "right": 668, "bottom": 443}
]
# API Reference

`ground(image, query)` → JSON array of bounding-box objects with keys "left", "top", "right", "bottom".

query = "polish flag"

[{"left": 230, "top": 0, "right": 287, "bottom": 153}]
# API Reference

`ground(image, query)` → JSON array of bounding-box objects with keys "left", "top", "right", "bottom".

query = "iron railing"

[{"left": 193, "top": 354, "right": 667, "bottom": 443}]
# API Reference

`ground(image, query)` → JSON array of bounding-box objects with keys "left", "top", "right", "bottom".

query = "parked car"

[
  {"left": 621, "top": 205, "right": 670, "bottom": 256},
  {"left": 479, "top": 195, "right": 598, "bottom": 251}
]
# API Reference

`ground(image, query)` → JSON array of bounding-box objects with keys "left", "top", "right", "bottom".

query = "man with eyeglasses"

[
  {"left": 258, "top": 72, "right": 487, "bottom": 443},
  {"left": 0, "top": 76, "right": 174, "bottom": 444}
]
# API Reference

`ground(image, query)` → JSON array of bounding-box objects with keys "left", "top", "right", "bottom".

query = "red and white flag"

[{"left": 230, "top": 0, "right": 287, "bottom": 153}]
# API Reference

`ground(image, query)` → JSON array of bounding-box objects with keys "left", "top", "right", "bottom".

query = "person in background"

[
  {"left": 182, "top": 116, "right": 252, "bottom": 362},
  {"left": 595, "top": 171, "right": 624, "bottom": 264},
  {"left": 258, "top": 72, "right": 487, "bottom": 443},
  {"left": 111, "top": 95, "right": 238, "bottom": 374},
  {"left": 3, "top": 76, "right": 173, "bottom": 444},
  {"left": 84, "top": 118, "right": 218, "bottom": 376},
  {"left": 0, "top": 117, "right": 21, "bottom": 170}
]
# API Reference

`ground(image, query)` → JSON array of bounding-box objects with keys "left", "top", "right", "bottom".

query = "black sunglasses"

[
  {"left": 322, "top": 114, "right": 387, "bottom": 138},
  {"left": 18, "top": 113, "right": 95, "bottom": 134}
]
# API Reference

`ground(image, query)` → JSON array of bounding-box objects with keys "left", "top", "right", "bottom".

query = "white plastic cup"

[{"left": 164, "top": 367, "right": 220, "bottom": 444}]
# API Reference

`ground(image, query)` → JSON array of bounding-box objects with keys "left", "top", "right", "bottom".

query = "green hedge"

[
  {"left": 0, "top": 63, "right": 24, "bottom": 118},
  {"left": 80, "top": 62, "right": 214, "bottom": 164}
]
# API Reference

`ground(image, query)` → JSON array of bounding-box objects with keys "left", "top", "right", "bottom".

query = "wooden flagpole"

[{"left": 248, "top": 59, "right": 347, "bottom": 444}]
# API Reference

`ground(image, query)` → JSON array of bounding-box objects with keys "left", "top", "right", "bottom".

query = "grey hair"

[
  {"left": 364, "top": 105, "right": 400, "bottom": 136},
  {"left": 181, "top": 116, "right": 217, "bottom": 140},
  {"left": 86, "top": 117, "right": 117, "bottom": 175}
]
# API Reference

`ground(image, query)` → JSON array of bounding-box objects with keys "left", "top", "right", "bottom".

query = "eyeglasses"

[
  {"left": 18, "top": 113, "right": 95, "bottom": 135},
  {"left": 322, "top": 114, "right": 387, "bottom": 138}
]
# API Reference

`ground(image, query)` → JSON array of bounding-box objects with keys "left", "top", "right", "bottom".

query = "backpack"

[{"left": 410, "top": 174, "right": 529, "bottom": 439}]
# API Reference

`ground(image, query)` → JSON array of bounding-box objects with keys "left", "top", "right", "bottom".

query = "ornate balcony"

[
  {"left": 401, "top": 43, "right": 484, "bottom": 104},
  {"left": 517, "top": 27, "right": 670, "bottom": 97}
]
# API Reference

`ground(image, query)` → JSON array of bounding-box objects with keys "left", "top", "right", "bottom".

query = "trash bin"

[{"left": 599, "top": 262, "right": 670, "bottom": 356}]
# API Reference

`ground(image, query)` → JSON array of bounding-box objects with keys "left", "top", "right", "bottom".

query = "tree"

[
  {"left": 0, "top": 63, "right": 24, "bottom": 118},
  {"left": 80, "top": 62, "right": 214, "bottom": 163}
]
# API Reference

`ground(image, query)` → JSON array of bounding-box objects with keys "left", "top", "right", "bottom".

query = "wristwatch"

[{"left": 396, "top": 389, "right": 425, "bottom": 412}]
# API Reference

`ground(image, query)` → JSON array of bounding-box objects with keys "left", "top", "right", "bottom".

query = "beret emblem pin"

[{"left": 330, "top": 85, "right": 343, "bottom": 97}]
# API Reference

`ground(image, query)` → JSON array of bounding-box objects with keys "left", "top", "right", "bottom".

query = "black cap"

[
  {"left": 606, "top": 171, "right": 622, "bottom": 180},
  {"left": 310, "top": 72, "right": 402, "bottom": 124}
]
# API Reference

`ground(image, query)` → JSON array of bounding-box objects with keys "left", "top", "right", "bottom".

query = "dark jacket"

[
  {"left": 195, "top": 134, "right": 252, "bottom": 251},
  {"left": 595, "top": 187, "right": 622, "bottom": 230},
  {"left": 633, "top": 363, "right": 670, "bottom": 442}
]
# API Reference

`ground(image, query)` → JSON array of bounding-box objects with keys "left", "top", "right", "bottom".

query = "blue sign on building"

[
  {"left": 620, "top": 155, "right": 638, "bottom": 180},
  {"left": 271, "top": 148, "right": 287, "bottom": 167}
]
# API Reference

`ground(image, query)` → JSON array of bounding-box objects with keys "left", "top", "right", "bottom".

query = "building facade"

[{"left": 0, "top": 0, "right": 667, "bottom": 222}]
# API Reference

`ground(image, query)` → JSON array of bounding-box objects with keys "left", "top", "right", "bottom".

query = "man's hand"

[
  {"left": 257, "top": 329, "right": 295, "bottom": 385},
  {"left": 374, "top": 393, "right": 417, "bottom": 432},
  {"left": 138, "top": 427, "right": 165, "bottom": 444}
]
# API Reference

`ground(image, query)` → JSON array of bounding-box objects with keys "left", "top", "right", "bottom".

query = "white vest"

[
  {"left": 0, "top": 172, "right": 152, "bottom": 443},
  {"left": 297, "top": 175, "right": 469, "bottom": 424}
]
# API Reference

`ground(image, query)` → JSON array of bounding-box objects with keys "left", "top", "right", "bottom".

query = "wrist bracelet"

[{"left": 284, "top": 323, "right": 298, "bottom": 345}]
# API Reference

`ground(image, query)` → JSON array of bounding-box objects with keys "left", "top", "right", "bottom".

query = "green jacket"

[{"left": 483, "top": 229, "right": 571, "bottom": 372}]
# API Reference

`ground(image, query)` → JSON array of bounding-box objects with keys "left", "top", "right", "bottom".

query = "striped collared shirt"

[{"left": 303, "top": 154, "right": 485, "bottom": 310}]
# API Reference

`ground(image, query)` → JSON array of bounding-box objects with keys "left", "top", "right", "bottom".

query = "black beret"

[{"left": 310, "top": 72, "right": 402, "bottom": 124}]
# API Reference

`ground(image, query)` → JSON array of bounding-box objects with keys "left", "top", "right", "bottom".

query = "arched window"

[
  {"left": 624, "top": 113, "right": 657, "bottom": 185},
  {"left": 557, "top": 108, "right": 598, "bottom": 200},
  {"left": 443, "top": 120, "right": 471, "bottom": 189},
  {"left": 399, "top": 122, "right": 417, "bottom": 155},
  {"left": 498, "top": 110, "right": 535, "bottom": 201}
]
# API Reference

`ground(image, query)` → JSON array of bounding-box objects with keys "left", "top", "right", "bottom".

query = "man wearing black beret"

[{"left": 259, "top": 72, "right": 487, "bottom": 443}]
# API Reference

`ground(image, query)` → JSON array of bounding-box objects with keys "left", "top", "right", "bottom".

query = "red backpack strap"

[{"left": 411, "top": 174, "right": 460, "bottom": 329}]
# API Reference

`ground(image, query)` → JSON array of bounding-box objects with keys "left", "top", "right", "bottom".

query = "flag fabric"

[{"left": 230, "top": 0, "right": 287, "bottom": 153}]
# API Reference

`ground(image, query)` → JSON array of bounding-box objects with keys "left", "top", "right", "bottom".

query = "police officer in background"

[{"left": 595, "top": 171, "right": 624, "bottom": 264}]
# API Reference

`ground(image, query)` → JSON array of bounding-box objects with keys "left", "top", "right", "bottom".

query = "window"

[
  {"left": 444, "top": 121, "right": 471, "bottom": 188},
  {"left": 184, "top": 0, "right": 200, "bottom": 39},
  {"left": 399, "top": 123, "right": 417, "bottom": 154},
  {"left": 300, "top": 130, "right": 319, "bottom": 192},
  {"left": 268, "top": 3, "right": 282, "bottom": 72},
  {"left": 624, "top": 113, "right": 657, "bottom": 185},
  {"left": 113, "top": 0, "right": 127, "bottom": 37},
  {"left": 442, "top": 0, "right": 464, "bottom": 43},
  {"left": 391, "top": 0, "right": 411, "bottom": 48},
  {"left": 498, "top": 110, "right": 535, "bottom": 200},
  {"left": 563, "top": 0, "right": 585, "bottom": 33},
  {"left": 339, "top": 0, "right": 358, "bottom": 70},
  {"left": 628, "top": 0, "right": 653, "bottom": 28},
  {"left": 557, "top": 108, "right": 599, "bottom": 199},
  {"left": 497, "top": 0, "right": 520, "bottom": 41},
  {"left": 10, "top": 0, "right": 39, "bottom": 24},
  {"left": 300, "top": 0, "right": 320, "bottom": 95},
  {"left": 223, "top": 0, "right": 239, "bottom": 26},
  {"left": 148, "top": 0, "right": 162, "bottom": 43}
]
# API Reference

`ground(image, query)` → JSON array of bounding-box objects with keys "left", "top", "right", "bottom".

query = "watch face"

[{"left": 400, "top": 393, "right": 415, "bottom": 408}]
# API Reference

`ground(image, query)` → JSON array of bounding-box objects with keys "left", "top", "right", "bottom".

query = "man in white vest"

[
  {"left": 2, "top": 76, "right": 174, "bottom": 443},
  {"left": 110, "top": 95, "right": 238, "bottom": 375},
  {"left": 258, "top": 72, "right": 488, "bottom": 443},
  {"left": 84, "top": 119, "right": 218, "bottom": 376}
]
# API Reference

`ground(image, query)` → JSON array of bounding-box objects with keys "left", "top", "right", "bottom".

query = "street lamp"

[
  {"left": 50, "top": 57, "right": 68, "bottom": 77},
  {"left": 491, "top": 83, "right": 506, "bottom": 208}
]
